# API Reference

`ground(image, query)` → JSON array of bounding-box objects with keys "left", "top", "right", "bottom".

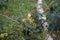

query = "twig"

[
  {"left": 0, "top": 14, "right": 19, "bottom": 24},
  {"left": 44, "top": 0, "right": 55, "bottom": 13}
]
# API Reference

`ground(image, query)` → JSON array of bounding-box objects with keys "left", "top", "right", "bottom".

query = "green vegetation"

[{"left": 0, "top": 0, "right": 60, "bottom": 40}]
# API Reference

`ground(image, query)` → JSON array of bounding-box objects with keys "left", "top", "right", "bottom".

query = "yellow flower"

[
  {"left": 29, "top": 18, "right": 34, "bottom": 24},
  {"left": 27, "top": 13, "right": 31, "bottom": 17},
  {"left": 29, "top": 19, "right": 33, "bottom": 23},
  {"left": 22, "top": 18, "right": 26, "bottom": 22},
  {"left": 4, "top": 33, "right": 8, "bottom": 37},
  {"left": 0, "top": 34, "right": 4, "bottom": 38}
]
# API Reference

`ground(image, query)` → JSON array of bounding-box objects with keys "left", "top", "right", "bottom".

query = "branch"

[
  {"left": 44, "top": 0, "right": 55, "bottom": 13},
  {"left": 0, "top": 14, "right": 19, "bottom": 24}
]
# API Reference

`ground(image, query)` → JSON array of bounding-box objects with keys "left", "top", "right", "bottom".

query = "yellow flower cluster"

[
  {"left": 22, "top": 13, "right": 34, "bottom": 24},
  {"left": 22, "top": 18, "right": 26, "bottom": 22},
  {"left": 0, "top": 33, "right": 8, "bottom": 38}
]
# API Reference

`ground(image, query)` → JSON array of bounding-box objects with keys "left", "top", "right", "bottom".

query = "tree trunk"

[{"left": 37, "top": 0, "right": 53, "bottom": 40}]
